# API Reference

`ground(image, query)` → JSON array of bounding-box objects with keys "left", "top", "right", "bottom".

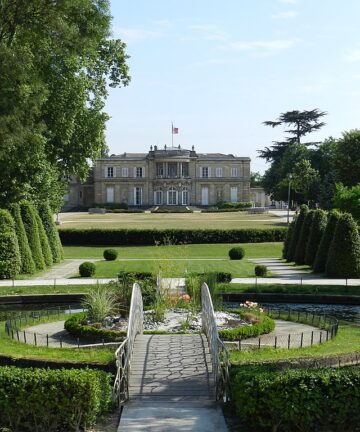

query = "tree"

[
  {"left": 0, "top": 209, "right": 21, "bottom": 279},
  {"left": 38, "top": 202, "right": 63, "bottom": 263},
  {"left": 305, "top": 209, "right": 327, "bottom": 267},
  {"left": 325, "top": 213, "right": 360, "bottom": 278},
  {"left": 0, "top": 1, "right": 130, "bottom": 210},
  {"left": 294, "top": 210, "right": 314, "bottom": 265},
  {"left": 286, "top": 204, "right": 309, "bottom": 262},
  {"left": 20, "top": 202, "right": 45, "bottom": 270},
  {"left": 291, "top": 159, "right": 320, "bottom": 204},
  {"left": 250, "top": 172, "right": 263, "bottom": 187},
  {"left": 313, "top": 210, "right": 341, "bottom": 274},
  {"left": 282, "top": 219, "right": 295, "bottom": 259},
  {"left": 333, "top": 183, "right": 360, "bottom": 222},
  {"left": 10, "top": 204, "right": 36, "bottom": 274},
  {"left": 335, "top": 130, "right": 360, "bottom": 187}
]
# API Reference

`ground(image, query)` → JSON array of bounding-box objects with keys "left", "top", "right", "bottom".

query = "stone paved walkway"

[
  {"left": 34, "top": 259, "right": 100, "bottom": 280},
  {"left": 119, "top": 334, "right": 228, "bottom": 431},
  {"left": 249, "top": 258, "right": 319, "bottom": 279}
]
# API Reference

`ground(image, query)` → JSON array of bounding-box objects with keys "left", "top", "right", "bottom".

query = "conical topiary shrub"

[
  {"left": 282, "top": 220, "right": 295, "bottom": 259},
  {"left": 21, "top": 202, "right": 46, "bottom": 270},
  {"left": 294, "top": 210, "right": 314, "bottom": 265},
  {"left": 313, "top": 210, "right": 341, "bottom": 273},
  {"left": 35, "top": 210, "right": 53, "bottom": 267},
  {"left": 305, "top": 209, "right": 328, "bottom": 267},
  {"left": 0, "top": 209, "right": 21, "bottom": 278},
  {"left": 325, "top": 213, "right": 360, "bottom": 278},
  {"left": 10, "top": 204, "right": 36, "bottom": 274},
  {"left": 38, "top": 202, "right": 63, "bottom": 263},
  {"left": 286, "top": 205, "right": 309, "bottom": 262}
]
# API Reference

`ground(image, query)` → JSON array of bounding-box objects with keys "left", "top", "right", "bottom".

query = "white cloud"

[
  {"left": 227, "top": 39, "right": 299, "bottom": 55},
  {"left": 114, "top": 27, "right": 164, "bottom": 43},
  {"left": 344, "top": 49, "right": 360, "bottom": 62},
  {"left": 272, "top": 11, "right": 298, "bottom": 19}
]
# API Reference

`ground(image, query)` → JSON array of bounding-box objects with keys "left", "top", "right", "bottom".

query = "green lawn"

[
  {"left": 0, "top": 284, "right": 96, "bottom": 296},
  {"left": 230, "top": 323, "right": 360, "bottom": 364},
  {"left": 64, "top": 242, "right": 283, "bottom": 259},
  {"left": 58, "top": 211, "right": 287, "bottom": 230}
]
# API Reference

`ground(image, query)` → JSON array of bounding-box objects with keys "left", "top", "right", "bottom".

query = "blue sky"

[{"left": 106, "top": 0, "right": 360, "bottom": 173}]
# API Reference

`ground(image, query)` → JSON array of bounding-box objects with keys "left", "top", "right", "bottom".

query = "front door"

[{"left": 201, "top": 187, "right": 209, "bottom": 205}]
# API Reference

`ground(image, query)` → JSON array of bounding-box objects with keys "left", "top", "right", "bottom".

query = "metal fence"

[{"left": 227, "top": 308, "right": 339, "bottom": 352}]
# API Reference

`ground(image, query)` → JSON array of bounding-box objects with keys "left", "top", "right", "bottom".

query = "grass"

[
  {"left": 58, "top": 211, "right": 287, "bottom": 230},
  {"left": 64, "top": 242, "right": 283, "bottom": 259},
  {"left": 219, "top": 283, "right": 360, "bottom": 296},
  {"left": 230, "top": 323, "right": 360, "bottom": 364},
  {"left": 0, "top": 284, "right": 97, "bottom": 295},
  {"left": 0, "top": 319, "right": 115, "bottom": 365}
]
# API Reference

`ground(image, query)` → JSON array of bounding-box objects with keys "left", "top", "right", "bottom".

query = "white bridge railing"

[
  {"left": 113, "top": 283, "right": 143, "bottom": 405},
  {"left": 201, "top": 282, "right": 231, "bottom": 402}
]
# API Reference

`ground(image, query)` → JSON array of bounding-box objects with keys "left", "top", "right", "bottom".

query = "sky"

[{"left": 106, "top": 0, "right": 360, "bottom": 173}]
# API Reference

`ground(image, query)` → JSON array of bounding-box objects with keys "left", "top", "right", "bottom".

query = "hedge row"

[
  {"left": 0, "top": 366, "right": 111, "bottom": 432},
  {"left": 59, "top": 228, "right": 287, "bottom": 246},
  {"left": 232, "top": 366, "right": 360, "bottom": 432}
]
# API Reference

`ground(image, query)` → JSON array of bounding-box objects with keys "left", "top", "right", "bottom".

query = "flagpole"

[{"left": 171, "top": 122, "right": 173, "bottom": 147}]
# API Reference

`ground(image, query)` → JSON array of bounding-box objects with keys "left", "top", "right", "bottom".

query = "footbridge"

[{"left": 114, "top": 283, "right": 229, "bottom": 431}]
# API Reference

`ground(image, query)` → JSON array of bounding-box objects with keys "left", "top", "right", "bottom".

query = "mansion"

[{"left": 64, "top": 145, "right": 251, "bottom": 208}]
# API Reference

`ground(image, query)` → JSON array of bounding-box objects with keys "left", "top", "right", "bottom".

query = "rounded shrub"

[
  {"left": 38, "top": 202, "right": 63, "bottom": 263},
  {"left": 0, "top": 229, "right": 21, "bottom": 279},
  {"left": 21, "top": 202, "right": 45, "bottom": 270},
  {"left": 305, "top": 209, "right": 328, "bottom": 267},
  {"left": 79, "top": 261, "right": 96, "bottom": 277},
  {"left": 294, "top": 210, "right": 314, "bottom": 265},
  {"left": 286, "top": 204, "right": 309, "bottom": 262},
  {"left": 35, "top": 210, "right": 53, "bottom": 267},
  {"left": 313, "top": 210, "right": 341, "bottom": 273},
  {"left": 325, "top": 213, "right": 360, "bottom": 278},
  {"left": 103, "top": 248, "right": 118, "bottom": 261},
  {"left": 228, "top": 247, "right": 245, "bottom": 260},
  {"left": 10, "top": 204, "right": 35, "bottom": 274},
  {"left": 255, "top": 265, "right": 267, "bottom": 277}
]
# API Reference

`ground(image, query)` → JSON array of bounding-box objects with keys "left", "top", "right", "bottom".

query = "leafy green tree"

[
  {"left": 250, "top": 172, "right": 263, "bottom": 187},
  {"left": 0, "top": 209, "right": 21, "bottom": 278},
  {"left": 10, "top": 204, "right": 35, "bottom": 274},
  {"left": 335, "top": 130, "right": 360, "bottom": 187},
  {"left": 291, "top": 159, "right": 320, "bottom": 204},
  {"left": 35, "top": 210, "right": 53, "bottom": 267},
  {"left": 38, "top": 202, "right": 63, "bottom": 263},
  {"left": 282, "top": 220, "right": 295, "bottom": 259},
  {"left": 294, "top": 210, "right": 314, "bottom": 264},
  {"left": 20, "top": 202, "right": 45, "bottom": 270},
  {"left": 305, "top": 209, "right": 327, "bottom": 267},
  {"left": 313, "top": 210, "right": 341, "bottom": 273},
  {"left": 286, "top": 204, "right": 309, "bottom": 262},
  {"left": 333, "top": 183, "right": 360, "bottom": 222},
  {"left": 326, "top": 213, "right": 360, "bottom": 278},
  {"left": 0, "top": 0, "right": 130, "bottom": 210}
]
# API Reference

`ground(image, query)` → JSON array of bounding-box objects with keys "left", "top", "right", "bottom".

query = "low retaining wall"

[
  {"left": 221, "top": 292, "right": 360, "bottom": 305},
  {"left": 0, "top": 293, "right": 84, "bottom": 305}
]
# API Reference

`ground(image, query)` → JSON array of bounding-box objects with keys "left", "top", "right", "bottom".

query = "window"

[
  {"left": 154, "top": 189, "right": 163, "bottom": 205},
  {"left": 64, "top": 193, "right": 70, "bottom": 202},
  {"left": 122, "top": 167, "right": 128, "bottom": 177},
  {"left": 231, "top": 167, "right": 238, "bottom": 177},
  {"left": 230, "top": 186, "right": 238, "bottom": 203},
  {"left": 216, "top": 167, "right": 223, "bottom": 178},
  {"left": 106, "top": 186, "right": 115, "bottom": 203},
  {"left": 181, "top": 163, "right": 189, "bottom": 177},
  {"left": 134, "top": 187, "right": 142, "bottom": 205},
  {"left": 156, "top": 163, "right": 164, "bottom": 177},
  {"left": 202, "top": 167, "right": 209, "bottom": 178},
  {"left": 107, "top": 166, "right": 114, "bottom": 178},
  {"left": 167, "top": 187, "right": 177, "bottom": 205},
  {"left": 136, "top": 167, "right": 143, "bottom": 178},
  {"left": 182, "top": 187, "right": 189, "bottom": 205}
]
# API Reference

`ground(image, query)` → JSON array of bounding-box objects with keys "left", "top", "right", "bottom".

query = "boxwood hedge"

[
  {"left": 232, "top": 366, "right": 360, "bottom": 432},
  {"left": 59, "top": 227, "right": 287, "bottom": 246},
  {"left": 0, "top": 366, "right": 112, "bottom": 432}
]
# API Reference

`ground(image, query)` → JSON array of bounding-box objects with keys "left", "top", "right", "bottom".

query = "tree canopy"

[{"left": 0, "top": 0, "right": 130, "bottom": 210}]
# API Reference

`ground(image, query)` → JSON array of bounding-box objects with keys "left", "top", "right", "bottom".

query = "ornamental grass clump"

[
  {"left": 82, "top": 286, "right": 118, "bottom": 324},
  {"left": 228, "top": 247, "right": 245, "bottom": 260}
]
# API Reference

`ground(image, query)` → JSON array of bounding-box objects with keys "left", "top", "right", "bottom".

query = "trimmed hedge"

[
  {"left": 21, "top": 202, "right": 46, "bottom": 270},
  {"left": 286, "top": 204, "right": 308, "bottom": 262},
  {"left": 10, "top": 204, "right": 35, "bottom": 274},
  {"left": 38, "top": 202, "right": 63, "bottom": 263},
  {"left": 0, "top": 366, "right": 111, "bottom": 432},
  {"left": 103, "top": 248, "right": 118, "bottom": 261},
  {"left": 313, "top": 210, "right": 341, "bottom": 273},
  {"left": 59, "top": 228, "right": 287, "bottom": 246},
  {"left": 65, "top": 312, "right": 126, "bottom": 342},
  {"left": 217, "top": 201, "right": 252, "bottom": 209},
  {"left": 326, "top": 213, "right": 360, "bottom": 278},
  {"left": 35, "top": 210, "right": 53, "bottom": 267},
  {"left": 0, "top": 230, "right": 21, "bottom": 279},
  {"left": 282, "top": 219, "right": 295, "bottom": 259},
  {"left": 219, "top": 310, "right": 275, "bottom": 340},
  {"left": 228, "top": 247, "right": 245, "bottom": 260},
  {"left": 305, "top": 208, "right": 327, "bottom": 266},
  {"left": 79, "top": 262, "right": 96, "bottom": 277},
  {"left": 255, "top": 264, "right": 267, "bottom": 276},
  {"left": 232, "top": 367, "right": 360, "bottom": 432},
  {"left": 294, "top": 210, "right": 314, "bottom": 265}
]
